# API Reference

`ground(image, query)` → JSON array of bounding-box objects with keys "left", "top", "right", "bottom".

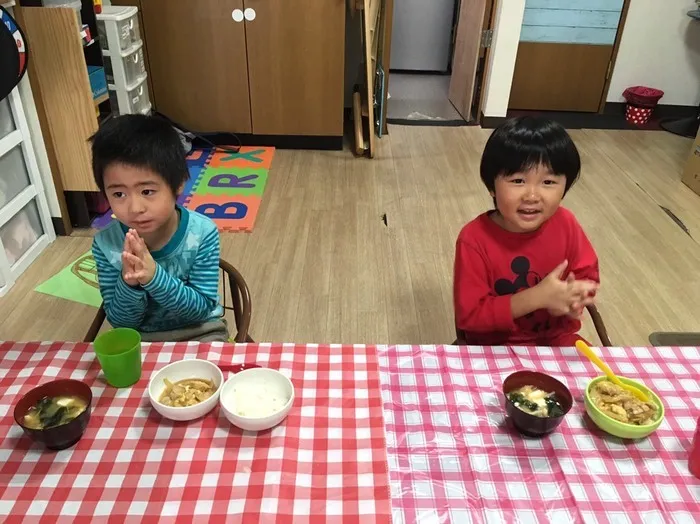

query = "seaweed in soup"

[
  {"left": 508, "top": 385, "right": 565, "bottom": 418},
  {"left": 23, "top": 395, "right": 88, "bottom": 430}
]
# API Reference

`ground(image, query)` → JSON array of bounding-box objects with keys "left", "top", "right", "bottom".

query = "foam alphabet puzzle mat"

[{"left": 181, "top": 147, "right": 273, "bottom": 232}]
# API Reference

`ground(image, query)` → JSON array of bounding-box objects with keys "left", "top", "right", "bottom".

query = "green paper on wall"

[{"left": 35, "top": 252, "right": 102, "bottom": 308}]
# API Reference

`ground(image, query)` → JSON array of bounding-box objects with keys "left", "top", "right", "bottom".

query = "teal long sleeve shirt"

[{"left": 92, "top": 207, "right": 223, "bottom": 332}]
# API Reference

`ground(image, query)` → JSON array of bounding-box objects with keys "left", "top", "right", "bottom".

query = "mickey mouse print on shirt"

[
  {"left": 494, "top": 256, "right": 552, "bottom": 334},
  {"left": 494, "top": 256, "right": 540, "bottom": 296}
]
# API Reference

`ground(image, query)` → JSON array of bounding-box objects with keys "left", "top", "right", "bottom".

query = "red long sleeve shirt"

[{"left": 454, "top": 207, "right": 599, "bottom": 345}]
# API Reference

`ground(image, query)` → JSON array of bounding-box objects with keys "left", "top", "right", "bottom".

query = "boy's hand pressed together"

[
  {"left": 538, "top": 260, "right": 598, "bottom": 317},
  {"left": 121, "top": 234, "right": 141, "bottom": 287},
  {"left": 565, "top": 273, "right": 596, "bottom": 319},
  {"left": 122, "top": 229, "right": 157, "bottom": 286}
]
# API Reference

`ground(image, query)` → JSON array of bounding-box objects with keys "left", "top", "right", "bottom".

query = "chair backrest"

[
  {"left": 218, "top": 258, "right": 252, "bottom": 343},
  {"left": 84, "top": 258, "right": 253, "bottom": 343},
  {"left": 454, "top": 304, "right": 612, "bottom": 346},
  {"left": 586, "top": 304, "right": 612, "bottom": 346}
]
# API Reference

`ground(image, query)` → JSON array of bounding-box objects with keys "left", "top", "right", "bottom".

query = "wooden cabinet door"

[
  {"left": 509, "top": 1, "right": 625, "bottom": 112},
  {"left": 243, "top": 0, "right": 345, "bottom": 136},
  {"left": 141, "top": 0, "right": 252, "bottom": 133}
]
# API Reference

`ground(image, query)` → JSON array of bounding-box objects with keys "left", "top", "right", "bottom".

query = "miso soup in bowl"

[{"left": 14, "top": 379, "right": 93, "bottom": 450}]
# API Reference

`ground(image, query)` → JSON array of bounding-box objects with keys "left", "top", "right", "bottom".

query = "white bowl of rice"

[{"left": 219, "top": 367, "right": 294, "bottom": 431}]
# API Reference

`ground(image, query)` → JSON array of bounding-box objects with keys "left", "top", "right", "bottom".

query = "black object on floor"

[
  {"left": 660, "top": 112, "right": 700, "bottom": 138},
  {"left": 648, "top": 332, "right": 700, "bottom": 346},
  {"left": 659, "top": 206, "right": 692, "bottom": 237},
  {"left": 386, "top": 118, "right": 471, "bottom": 127}
]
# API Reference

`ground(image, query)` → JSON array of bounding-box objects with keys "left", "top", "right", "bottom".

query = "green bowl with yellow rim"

[{"left": 584, "top": 376, "right": 664, "bottom": 439}]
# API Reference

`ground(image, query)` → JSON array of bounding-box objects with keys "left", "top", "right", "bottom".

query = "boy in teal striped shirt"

[{"left": 90, "top": 115, "right": 228, "bottom": 342}]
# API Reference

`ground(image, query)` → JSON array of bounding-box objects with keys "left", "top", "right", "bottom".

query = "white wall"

[
  {"left": 607, "top": 0, "right": 700, "bottom": 106},
  {"left": 481, "top": 0, "right": 525, "bottom": 117}
]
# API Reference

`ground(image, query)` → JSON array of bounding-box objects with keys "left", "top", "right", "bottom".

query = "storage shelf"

[{"left": 93, "top": 92, "right": 109, "bottom": 106}]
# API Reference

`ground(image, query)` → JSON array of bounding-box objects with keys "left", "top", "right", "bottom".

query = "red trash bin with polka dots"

[{"left": 622, "top": 86, "right": 664, "bottom": 125}]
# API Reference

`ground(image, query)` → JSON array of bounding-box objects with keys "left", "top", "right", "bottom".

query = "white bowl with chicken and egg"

[{"left": 148, "top": 359, "right": 224, "bottom": 421}]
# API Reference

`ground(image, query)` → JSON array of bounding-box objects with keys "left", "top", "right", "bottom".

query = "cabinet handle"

[
  {"left": 232, "top": 9, "right": 244, "bottom": 22},
  {"left": 244, "top": 8, "right": 256, "bottom": 21}
]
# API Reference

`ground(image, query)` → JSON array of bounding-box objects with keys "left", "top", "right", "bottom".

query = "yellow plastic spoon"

[{"left": 575, "top": 340, "right": 650, "bottom": 403}]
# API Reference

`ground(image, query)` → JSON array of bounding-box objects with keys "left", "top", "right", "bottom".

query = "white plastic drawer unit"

[
  {"left": 1, "top": 198, "right": 44, "bottom": 267},
  {"left": 103, "top": 41, "right": 146, "bottom": 87},
  {"left": 108, "top": 75, "right": 151, "bottom": 116},
  {"left": 0, "top": 90, "right": 56, "bottom": 297},
  {"left": 97, "top": 5, "right": 141, "bottom": 53},
  {"left": 0, "top": 144, "right": 31, "bottom": 211}
]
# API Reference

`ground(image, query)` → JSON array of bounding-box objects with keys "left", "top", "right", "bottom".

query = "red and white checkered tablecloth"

[
  {"left": 0, "top": 342, "right": 391, "bottom": 524},
  {"left": 377, "top": 345, "right": 700, "bottom": 524}
]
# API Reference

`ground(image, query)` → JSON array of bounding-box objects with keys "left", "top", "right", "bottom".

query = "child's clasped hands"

[
  {"left": 122, "top": 229, "right": 157, "bottom": 287},
  {"left": 537, "top": 260, "right": 598, "bottom": 319}
]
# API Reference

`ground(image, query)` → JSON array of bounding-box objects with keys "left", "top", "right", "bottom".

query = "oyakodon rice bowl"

[{"left": 584, "top": 376, "right": 664, "bottom": 439}]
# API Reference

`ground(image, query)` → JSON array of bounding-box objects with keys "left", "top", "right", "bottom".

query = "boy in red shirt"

[{"left": 454, "top": 117, "right": 599, "bottom": 346}]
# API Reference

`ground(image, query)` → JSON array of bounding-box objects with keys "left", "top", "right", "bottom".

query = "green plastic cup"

[{"left": 93, "top": 328, "right": 142, "bottom": 388}]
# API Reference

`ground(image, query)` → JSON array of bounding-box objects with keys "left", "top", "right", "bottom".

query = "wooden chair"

[
  {"left": 453, "top": 304, "right": 612, "bottom": 346},
  {"left": 84, "top": 258, "right": 253, "bottom": 343}
]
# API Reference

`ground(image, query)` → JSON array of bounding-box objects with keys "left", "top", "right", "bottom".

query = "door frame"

[
  {"left": 507, "top": 0, "right": 632, "bottom": 114},
  {"left": 445, "top": 0, "right": 497, "bottom": 123},
  {"left": 597, "top": 0, "right": 632, "bottom": 113},
  {"left": 471, "top": 0, "right": 496, "bottom": 123},
  {"left": 459, "top": 0, "right": 630, "bottom": 120},
  {"left": 381, "top": 0, "right": 393, "bottom": 134},
  {"left": 382, "top": 0, "right": 496, "bottom": 125},
  {"left": 448, "top": 0, "right": 490, "bottom": 121}
]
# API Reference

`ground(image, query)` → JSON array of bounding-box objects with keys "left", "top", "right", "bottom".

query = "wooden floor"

[{"left": 2, "top": 126, "right": 700, "bottom": 345}]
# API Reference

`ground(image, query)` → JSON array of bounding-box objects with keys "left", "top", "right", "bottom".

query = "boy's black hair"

[
  {"left": 90, "top": 114, "right": 188, "bottom": 195},
  {"left": 480, "top": 116, "right": 581, "bottom": 194}
]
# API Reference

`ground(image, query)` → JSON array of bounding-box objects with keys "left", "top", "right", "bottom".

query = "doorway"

[
  {"left": 387, "top": 0, "right": 495, "bottom": 124},
  {"left": 509, "top": 0, "right": 629, "bottom": 112}
]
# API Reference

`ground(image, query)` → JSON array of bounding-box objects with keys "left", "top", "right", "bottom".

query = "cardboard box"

[{"left": 682, "top": 127, "right": 700, "bottom": 196}]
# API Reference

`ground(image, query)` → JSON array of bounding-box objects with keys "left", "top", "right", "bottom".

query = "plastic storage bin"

[
  {"left": 102, "top": 42, "right": 146, "bottom": 86},
  {"left": 97, "top": 5, "right": 140, "bottom": 52},
  {"left": 108, "top": 76, "right": 150, "bottom": 115}
]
